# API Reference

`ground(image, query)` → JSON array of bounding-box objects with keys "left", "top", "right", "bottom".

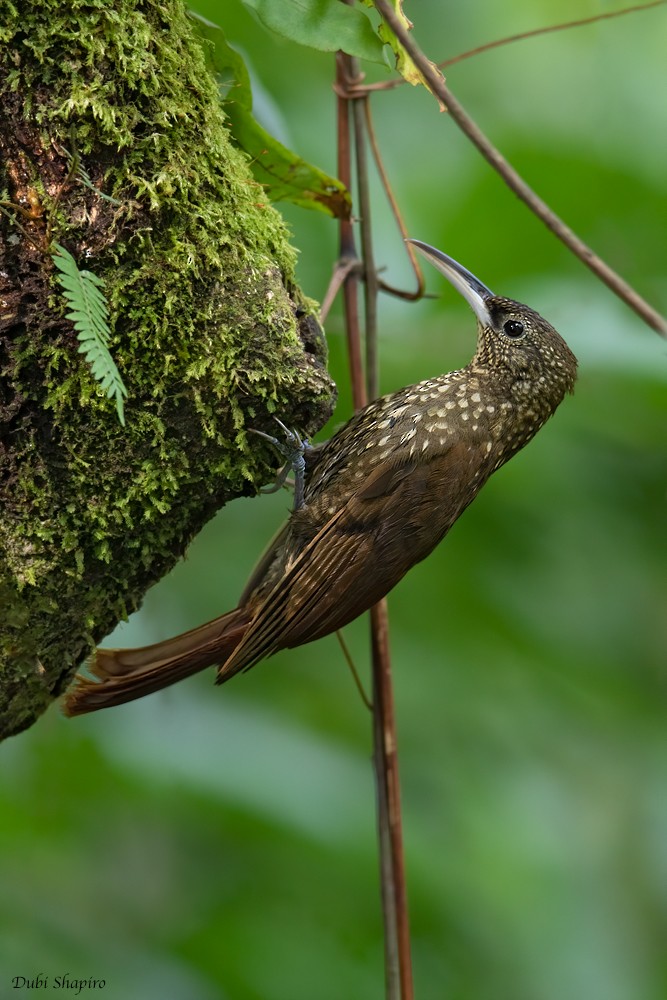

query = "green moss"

[{"left": 0, "top": 0, "right": 335, "bottom": 738}]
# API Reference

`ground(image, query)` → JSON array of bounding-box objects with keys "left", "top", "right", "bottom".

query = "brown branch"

[
  {"left": 371, "top": 600, "right": 413, "bottom": 1000},
  {"left": 374, "top": 0, "right": 667, "bottom": 337},
  {"left": 352, "top": 94, "right": 380, "bottom": 396},
  {"left": 336, "top": 52, "right": 366, "bottom": 411},
  {"left": 354, "top": 79, "right": 414, "bottom": 1000},
  {"left": 335, "top": 48, "right": 414, "bottom": 1000}
]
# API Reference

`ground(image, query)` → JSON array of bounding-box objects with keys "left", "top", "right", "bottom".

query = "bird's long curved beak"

[{"left": 407, "top": 239, "right": 494, "bottom": 327}]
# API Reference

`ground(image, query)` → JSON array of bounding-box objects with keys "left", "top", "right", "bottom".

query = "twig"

[
  {"left": 336, "top": 630, "right": 373, "bottom": 710},
  {"left": 371, "top": 601, "right": 412, "bottom": 1000},
  {"left": 354, "top": 78, "right": 414, "bottom": 1000},
  {"left": 440, "top": 0, "right": 667, "bottom": 69},
  {"left": 320, "top": 256, "right": 360, "bottom": 324},
  {"left": 0, "top": 204, "right": 44, "bottom": 252},
  {"left": 332, "top": 81, "right": 426, "bottom": 303},
  {"left": 352, "top": 94, "right": 380, "bottom": 394},
  {"left": 336, "top": 52, "right": 366, "bottom": 410},
  {"left": 345, "top": 2, "right": 667, "bottom": 95},
  {"left": 373, "top": 0, "right": 667, "bottom": 337},
  {"left": 363, "top": 102, "right": 426, "bottom": 302}
]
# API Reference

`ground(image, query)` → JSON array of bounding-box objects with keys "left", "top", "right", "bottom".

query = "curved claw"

[{"left": 249, "top": 417, "right": 310, "bottom": 511}]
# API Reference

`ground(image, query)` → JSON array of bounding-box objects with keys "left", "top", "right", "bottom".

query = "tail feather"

[{"left": 64, "top": 607, "right": 251, "bottom": 717}]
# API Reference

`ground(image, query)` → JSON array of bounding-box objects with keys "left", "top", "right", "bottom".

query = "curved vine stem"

[
  {"left": 374, "top": 0, "right": 667, "bottom": 337},
  {"left": 349, "top": 2, "right": 667, "bottom": 94}
]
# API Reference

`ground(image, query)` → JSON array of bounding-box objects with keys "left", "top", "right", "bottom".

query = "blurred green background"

[{"left": 2, "top": 2, "right": 666, "bottom": 998}]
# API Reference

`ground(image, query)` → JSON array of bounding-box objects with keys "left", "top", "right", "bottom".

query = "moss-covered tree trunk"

[{"left": 0, "top": 0, "right": 336, "bottom": 740}]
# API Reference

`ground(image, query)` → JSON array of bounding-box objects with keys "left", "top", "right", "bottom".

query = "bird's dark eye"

[{"left": 503, "top": 319, "right": 524, "bottom": 338}]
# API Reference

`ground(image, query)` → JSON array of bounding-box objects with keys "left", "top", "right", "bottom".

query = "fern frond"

[
  {"left": 64, "top": 148, "right": 123, "bottom": 206},
  {"left": 52, "top": 244, "right": 128, "bottom": 426}
]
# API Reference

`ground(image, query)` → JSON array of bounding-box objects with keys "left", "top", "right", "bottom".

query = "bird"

[{"left": 64, "top": 240, "right": 577, "bottom": 717}]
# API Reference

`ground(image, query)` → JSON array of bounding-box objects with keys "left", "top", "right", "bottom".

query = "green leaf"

[
  {"left": 226, "top": 103, "right": 351, "bottom": 217},
  {"left": 52, "top": 244, "right": 128, "bottom": 426},
  {"left": 374, "top": 0, "right": 447, "bottom": 106},
  {"left": 241, "top": 0, "right": 388, "bottom": 65},
  {"left": 188, "top": 11, "right": 252, "bottom": 109},
  {"left": 189, "top": 12, "right": 351, "bottom": 219}
]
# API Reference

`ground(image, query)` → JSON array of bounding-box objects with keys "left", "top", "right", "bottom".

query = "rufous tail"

[{"left": 63, "top": 607, "right": 253, "bottom": 717}]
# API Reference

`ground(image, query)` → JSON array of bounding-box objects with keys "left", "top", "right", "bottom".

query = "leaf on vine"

[
  {"left": 375, "top": 0, "right": 447, "bottom": 109},
  {"left": 231, "top": 107, "right": 351, "bottom": 217},
  {"left": 189, "top": 11, "right": 351, "bottom": 219},
  {"left": 52, "top": 244, "right": 128, "bottom": 426},
  {"left": 241, "top": 0, "right": 388, "bottom": 65}
]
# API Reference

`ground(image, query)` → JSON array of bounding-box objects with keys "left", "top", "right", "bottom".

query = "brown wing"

[{"left": 217, "top": 441, "right": 486, "bottom": 682}]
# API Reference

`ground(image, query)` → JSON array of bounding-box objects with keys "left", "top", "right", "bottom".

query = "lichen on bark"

[{"left": 0, "top": 0, "right": 336, "bottom": 739}]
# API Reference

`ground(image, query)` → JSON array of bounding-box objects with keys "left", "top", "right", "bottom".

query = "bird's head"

[{"left": 407, "top": 239, "right": 578, "bottom": 401}]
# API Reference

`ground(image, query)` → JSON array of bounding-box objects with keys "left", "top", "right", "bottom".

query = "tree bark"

[{"left": 0, "top": 0, "right": 336, "bottom": 739}]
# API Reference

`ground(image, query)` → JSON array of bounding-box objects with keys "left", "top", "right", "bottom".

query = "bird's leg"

[{"left": 249, "top": 418, "right": 311, "bottom": 511}]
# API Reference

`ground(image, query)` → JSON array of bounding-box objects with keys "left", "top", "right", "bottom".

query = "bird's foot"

[{"left": 249, "top": 417, "right": 310, "bottom": 511}]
